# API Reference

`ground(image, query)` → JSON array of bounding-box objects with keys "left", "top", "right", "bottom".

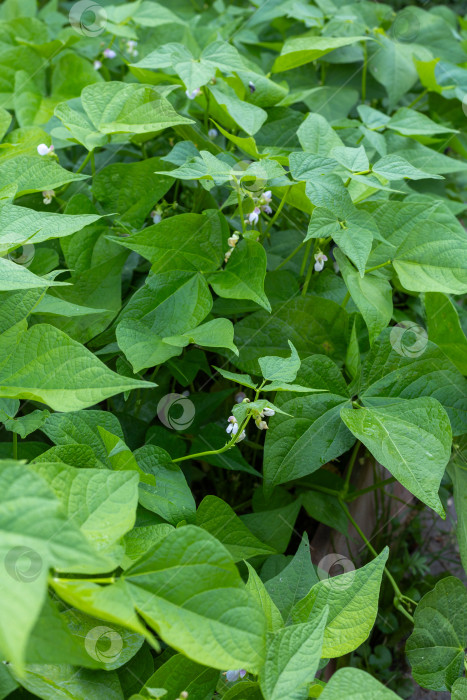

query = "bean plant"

[{"left": 0, "top": 0, "right": 467, "bottom": 698}]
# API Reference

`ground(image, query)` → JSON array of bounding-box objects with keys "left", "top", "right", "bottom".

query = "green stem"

[
  {"left": 263, "top": 185, "right": 292, "bottom": 236},
  {"left": 236, "top": 184, "right": 246, "bottom": 234},
  {"left": 300, "top": 240, "right": 312, "bottom": 277},
  {"left": 339, "top": 498, "right": 414, "bottom": 622},
  {"left": 302, "top": 239, "right": 318, "bottom": 296},
  {"left": 204, "top": 87, "right": 210, "bottom": 132},
  {"left": 407, "top": 88, "right": 428, "bottom": 110},
  {"left": 274, "top": 240, "right": 305, "bottom": 271},
  {"left": 12, "top": 433, "right": 17, "bottom": 460},
  {"left": 342, "top": 440, "right": 360, "bottom": 496},
  {"left": 365, "top": 260, "right": 391, "bottom": 275},
  {"left": 347, "top": 477, "right": 396, "bottom": 502},
  {"left": 341, "top": 291, "right": 350, "bottom": 308},
  {"left": 90, "top": 150, "right": 96, "bottom": 176},
  {"left": 53, "top": 575, "right": 116, "bottom": 584},
  {"left": 76, "top": 151, "right": 92, "bottom": 174},
  {"left": 361, "top": 40, "right": 368, "bottom": 101}
]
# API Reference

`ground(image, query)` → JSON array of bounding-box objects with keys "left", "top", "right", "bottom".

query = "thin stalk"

[
  {"left": 76, "top": 150, "right": 92, "bottom": 174},
  {"left": 339, "top": 498, "right": 415, "bottom": 622},
  {"left": 342, "top": 440, "right": 361, "bottom": 497},
  {"left": 274, "top": 240, "right": 305, "bottom": 271},
  {"left": 90, "top": 150, "right": 96, "bottom": 176},
  {"left": 236, "top": 184, "right": 246, "bottom": 234},
  {"left": 263, "top": 185, "right": 292, "bottom": 236},
  {"left": 341, "top": 291, "right": 350, "bottom": 308},
  {"left": 300, "top": 240, "right": 312, "bottom": 277},
  {"left": 361, "top": 40, "right": 368, "bottom": 101},
  {"left": 347, "top": 477, "right": 396, "bottom": 502},
  {"left": 407, "top": 88, "right": 428, "bottom": 110},
  {"left": 365, "top": 260, "right": 391, "bottom": 274},
  {"left": 12, "top": 433, "right": 17, "bottom": 460}
]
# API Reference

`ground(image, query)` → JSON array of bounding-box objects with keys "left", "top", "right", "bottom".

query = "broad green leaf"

[
  {"left": 452, "top": 678, "right": 467, "bottom": 700},
  {"left": 208, "top": 238, "right": 271, "bottom": 311},
  {"left": 241, "top": 499, "right": 301, "bottom": 554},
  {"left": 0, "top": 461, "right": 112, "bottom": 669},
  {"left": 196, "top": 496, "right": 276, "bottom": 561},
  {"left": 265, "top": 533, "right": 319, "bottom": 624},
  {"left": 209, "top": 83, "right": 267, "bottom": 136},
  {"left": 448, "top": 459, "right": 467, "bottom": 578},
  {"left": 264, "top": 355, "right": 354, "bottom": 491},
  {"left": 259, "top": 607, "right": 328, "bottom": 700},
  {"left": 368, "top": 36, "right": 420, "bottom": 108},
  {"left": 292, "top": 548, "right": 389, "bottom": 657},
  {"left": 297, "top": 113, "right": 344, "bottom": 156},
  {"left": 301, "top": 490, "right": 348, "bottom": 535},
  {"left": 425, "top": 292, "right": 467, "bottom": 374},
  {"left": 124, "top": 525, "right": 267, "bottom": 672},
  {"left": 372, "top": 154, "right": 443, "bottom": 181},
  {"left": 305, "top": 174, "right": 353, "bottom": 219},
  {"left": 406, "top": 577, "right": 467, "bottom": 691},
  {"left": 141, "top": 653, "right": 219, "bottom": 700},
  {"left": 331, "top": 210, "right": 376, "bottom": 277},
  {"left": 0, "top": 155, "right": 87, "bottom": 197},
  {"left": 387, "top": 107, "right": 457, "bottom": 136},
  {"left": 319, "top": 668, "right": 400, "bottom": 699},
  {"left": 245, "top": 562, "right": 283, "bottom": 633},
  {"left": 0, "top": 257, "right": 68, "bottom": 291},
  {"left": 10, "top": 665, "right": 124, "bottom": 700},
  {"left": 273, "top": 36, "right": 368, "bottom": 72},
  {"left": 341, "top": 397, "right": 451, "bottom": 516},
  {"left": 164, "top": 317, "right": 238, "bottom": 355},
  {"left": 212, "top": 366, "right": 258, "bottom": 390},
  {"left": 0, "top": 406, "right": 49, "bottom": 438},
  {"left": 109, "top": 211, "right": 226, "bottom": 273},
  {"left": 331, "top": 145, "right": 369, "bottom": 173},
  {"left": 0, "top": 322, "right": 154, "bottom": 411},
  {"left": 259, "top": 340, "right": 300, "bottom": 383},
  {"left": 335, "top": 250, "right": 392, "bottom": 344}
]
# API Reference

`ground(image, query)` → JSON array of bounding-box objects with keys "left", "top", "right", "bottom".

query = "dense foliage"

[{"left": 1, "top": 0, "right": 467, "bottom": 697}]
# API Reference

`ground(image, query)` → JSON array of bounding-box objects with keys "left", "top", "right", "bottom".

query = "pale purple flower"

[
  {"left": 208, "top": 128, "right": 218, "bottom": 139},
  {"left": 261, "top": 190, "right": 272, "bottom": 204},
  {"left": 248, "top": 207, "right": 261, "bottom": 225},
  {"left": 103, "top": 48, "right": 117, "bottom": 59},
  {"left": 224, "top": 669, "right": 247, "bottom": 682},
  {"left": 314, "top": 251, "right": 328, "bottom": 272},
  {"left": 235, "top": 391, "right": 246, "bottom": 403},
  {"left": 150, "top": 209, "right": 162, "bottom": 224},
  {"left": 186, "top": 87, "right": 201, "bottom": 100},
  {"left": 262, "top": 204, "right": 272, "bottom": 215},
  {"left": 126, "top": 40, "right": 138, "bottom": 57},
  {"left": 37, "top": 143, "right": 53, "bottom": 156},
  {"left": 42, "top": 190, "right": 55, "bottom": 205},
  {"left": 93, "top": 59, "right": 102, "bottom": 70}
]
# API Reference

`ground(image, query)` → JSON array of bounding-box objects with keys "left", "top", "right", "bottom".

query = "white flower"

[
  {"left": 314, "top": 251, "right": 328, "bottom": 272},
  {"left": 42, "top": 190, "right": 55, "bottom": 205},
  {"left": 260, "top": 190, "right": 272, "bottom": 204},
  {"left": 93, "top": 59, "right": 102, "bottom": 70},
  {"left": 126, "top": 40, "right": 138, "bottom": 57},
  {"left": 224, "top": 669, "right": 247, "bottom": 682},
  {"left": 37, "top": 143, "right": 53, "bottom": 156},
  {"left": 224, "top": 249, "right": 233, "bottom": 263},
  {"left": 255, "top": 417, "right": 268, "bottom": 430},
  {"left": 248, "top": 207, "right": 261, "bottom": 225},
  {"left": 208, "top": 128, "right": 218, "bottom": 139},
  {"left": 237, "top": 430, "right": 246, "bottom": 441},
  {"left": 263, "top": 407, "right": 275, "bottom": 416},
  {"left": 150, "top": 208, "right": 162, "bottom": 224},
  {"left": 227, "top": 233, "right": 240, "bottom": 248},
  {"left": 186, "top": 87, "right": 201, "bottom": 100},
  {"left": 226, "top": 416, "right": 238, "bottom": 435},
  {"left": 103, "top": 48, "right": 117, "bottom": 59}
]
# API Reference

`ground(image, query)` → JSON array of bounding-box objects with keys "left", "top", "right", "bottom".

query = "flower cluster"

[
  {"left": 42, "top": 190, "right": 55, "bottom": 205},
  {"left": 224, "top": 669, "right": 247, "bottom": 682},
  {"left": 246, "top": 190, "right": 272, "bottom": 227},
  {"left": 226, "top": 416, "right": 246, "bottom": 442},
  {"left": 94, "top": 46, "right": 119, "bottom": 70}
]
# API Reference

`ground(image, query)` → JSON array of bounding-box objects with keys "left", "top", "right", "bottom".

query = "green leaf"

[
  {"left": 208, "top": 238, "right": 271, "bottom": 312},
  {"left": 387, "top": 107, "right": 457, "bottom": 136},
  {"left": 164, "top": 317, "right": 238, "bottom": 355},
  {"left": 0, "top": 257, "right": 68, "bottom": 291},
  {"left": 259, "top": 340, "right": 300, "bottom": 383},
  {"left": 265, "top": 533, "right": 319, "bottom": 624},
  {"left": 241, "top": 499, "right": 301, "bottom": 554},
  {"left": 0, "top": 155, "right": 87, "bottom": 197},
  {"left": 341, "top": 397, "right": 451, "bottom": 516},
  {"left": 372, "top": 154, "right": 443, "bottom": 181},
  {"left": 331, "top": 210, "right": 376, "bottom": 277},
  {"left": 292, "top": 548, "right": 389, "bottom": 658},
  {"left": 0, "top": 461, "right": 112, "bottom": 669},
  {"left": 272, "top": 35, "right": 368, "bottom": 72},
  {"left": 297, "top": 113, "right": 344, "bottom": 156},
  {"left": 448, "top": 459, "right": 467, "bottom": 578},
  {"left": 10, "top": 665, "right": 124, "bottom": 700},
  {"left": 245, "top": 562, "right": 284, "bottom": 633},
  {"left": 331, "top": 145, "right": 369, "bottom": 173},
  {"left": 141, "top": 653, "right": 219, "bottom": 700},
  {"left": 209, "top": 83, "right": 267, "bottom": 136},
  {"left": 319, "top": 668, "right": 400, "bottom": 699},
  {"left": 0, "top": 322, "right": 154, "bottom": 411},
  {"left": 196, "top": 495, "right": 276, "bottom": 561},
  {"left": 406, "top": 577, "right": 467, "bottom": 691},
  {"left": 264, "top": 355, "right": 354, "bottom": 490},
  {"left": 0, "top": 408, "right": 49, "bottom": 438},
  {"left": 335, "top": 250, "right": 392, "bottom": 344},
  {"left": 259, "top": 607, "right": 328, "bottom": 700},
  {"left": 124, "top": 525, "right": 267, "bottom": 672},
  {"left": 212, "top": 366, "right": 258, "bottom": 390},
  {"left": 452, "top": 678, "right": 467, "bottom": 700},
  {"left": 109, "top": 211, "right": 225, "bottom": 273},
  {"left": 425, "top": 292, "right": 467, "bottom": 374}
]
